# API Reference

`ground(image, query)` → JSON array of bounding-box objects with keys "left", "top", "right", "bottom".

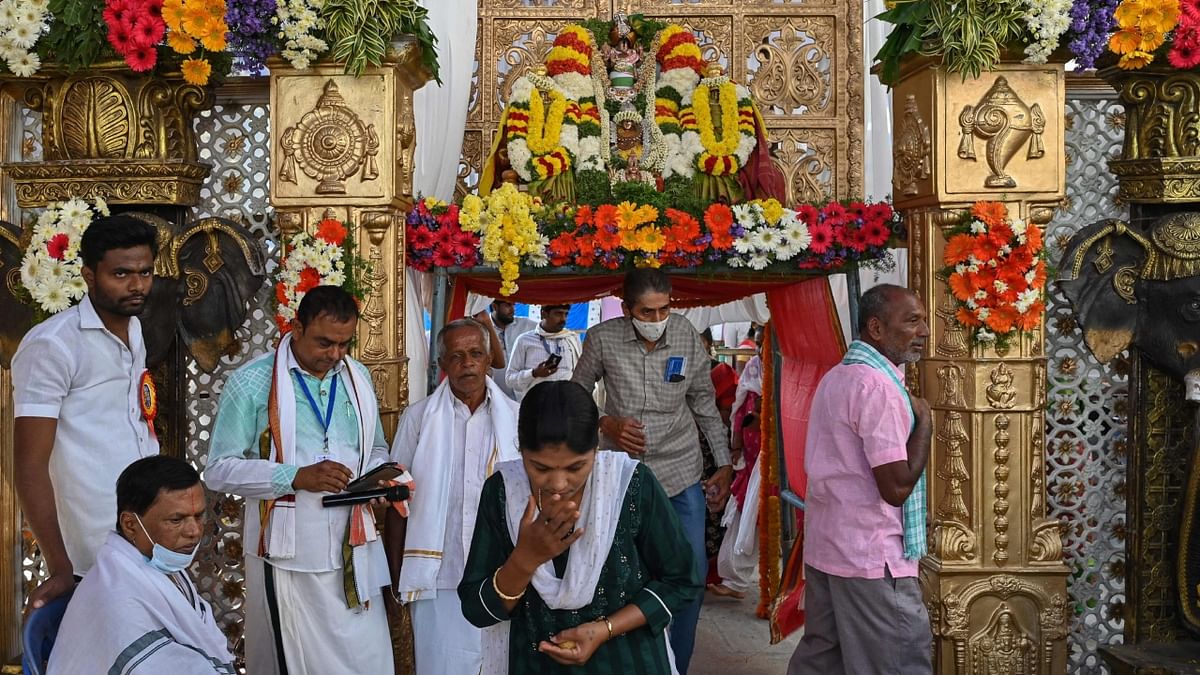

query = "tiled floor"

[{"left": 689, "top": 585, "right": 801, "bottom": 675}]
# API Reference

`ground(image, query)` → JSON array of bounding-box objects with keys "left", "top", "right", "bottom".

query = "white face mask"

[{"left": 632, "top": 316, "right": 668, "bottom": 342}]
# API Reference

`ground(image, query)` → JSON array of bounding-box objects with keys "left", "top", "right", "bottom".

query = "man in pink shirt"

[{"left": 788, "top": 284, "right": 933, "bottom": 674}]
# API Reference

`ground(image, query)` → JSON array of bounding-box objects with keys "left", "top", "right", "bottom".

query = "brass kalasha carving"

[
  {"left": 937, "top": 364, "right": 967, "bottom": 408},
  {"left": 936, "top": 284, "right": 969, "bottom": 358},
  {"left": 361, "top": 213, "right": 390, "bottom": 361},
  {"left": 936, "top": 410, "right": 971, "bottom": 521},
  {"left": 744, "top": 16, "right": 833, "bottom": 116},
  {"left": 970, "top": 603, "right": 1036, "bottom": 675},
  {"left": 894, "top": 94, "right": 932, "bottom": 197},
  {"left": 958, "top": 76, "right": 1046, "bottom": 189},
  {"left": 279, "top": 80, "right": 380, "bottom": 195},
  {"left": 993, "top": 414, "right": 1012, "bottom": 566},
  {"left": 986, "top": 363, "right": 1018, "bottom": 409}
]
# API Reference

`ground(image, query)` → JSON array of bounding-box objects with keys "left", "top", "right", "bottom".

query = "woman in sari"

[{"left": 458, "top": 380, "right": 701, "bottom": 674}]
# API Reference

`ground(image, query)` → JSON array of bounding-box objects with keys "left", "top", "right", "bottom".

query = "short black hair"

[
  {"left": 81, "top": 215, "right": 159, "bottom": 268},
  {"left": 518, "top": 381, "right": 599, "bottom": 454},
  {"left": 622, "top": 268, "right": 671, "bottom": 307},
  {"left": 543, "top": 304, "right": 571, "bottom": 312},
  {"left": 115, "top": 455, "right": 201, "bottom": 530},
  {"left": 296, "top": 285, "right": 359, "bottom": 326},
  {"left": 857, "top": 283, "right": 911, "bottom": 334}
]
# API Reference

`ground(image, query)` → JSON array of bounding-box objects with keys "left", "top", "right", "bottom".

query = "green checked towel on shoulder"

[{"left": 842, "top": 340, "right": 927, "bottom": 560}]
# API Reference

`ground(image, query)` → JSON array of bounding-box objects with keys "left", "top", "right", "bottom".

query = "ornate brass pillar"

[
  {"left": 269, "top": 44, "right": 428, "bottom": 435},
  {"left": 890, "top": 58, "right": 1071, "bottom": 674}
]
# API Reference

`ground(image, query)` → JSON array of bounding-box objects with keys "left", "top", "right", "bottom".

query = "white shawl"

[
  {"left": 397, "top": 376, "right": 519, "bottom": 602},
  {"left": 48, "top": 532, "right": 234, "bottom": 674},
  {"left": 480, "top": 451, "right": 639, "bottom": 675},
  {"left": 259, "top": 332, "right": 380, "bottom": 605}
]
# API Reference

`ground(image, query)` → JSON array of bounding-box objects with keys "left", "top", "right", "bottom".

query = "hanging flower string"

[{"left": 274, "top": 218, "right": 369, "bottom": 333}]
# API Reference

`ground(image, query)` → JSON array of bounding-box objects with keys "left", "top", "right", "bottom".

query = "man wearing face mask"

[
  {"left": 571, "top": 267, "right": 733, "bottom": 675},
  {"left": 48, "top": 455, "right": 234, "bottom": 674}
]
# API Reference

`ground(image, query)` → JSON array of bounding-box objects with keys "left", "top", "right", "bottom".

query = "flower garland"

[
  {"left": 526, "top": 87, "right": 568, "bottom": 156},
  {"left": 274, "top": 218, "right": 367, "bottom": 333},
  {"left": 459, "top": 183, "right": 548, "bottom": 296},
  {"left": 654, "top": 25, "right": 704, "bottom": 180},
  {"left": 405, "top": 197, "right": 479, "bottom": 271},
  {"left": 684, "top": 74, "right": 755, "bottom": 177},
  {"left": 0, "top": 0, "right": 49, "bottom": 76},
  {"left": 943, "top": 201, "right": 1047, "bottom": 346},
  {"left": 19, "top": 197, "right": 109, "bottom": 316}
]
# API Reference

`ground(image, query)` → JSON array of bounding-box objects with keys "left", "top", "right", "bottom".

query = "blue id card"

[{"left": 665, "top": 356, "right": 687, "bottom": 382}]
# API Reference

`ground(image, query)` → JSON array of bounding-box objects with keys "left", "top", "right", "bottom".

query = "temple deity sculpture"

[
  {"left": 602, "top": 14, "right": 643, "bottom": 105},
  {"left": 970, "top": 605, "right": 1036, "bottom": 675}
]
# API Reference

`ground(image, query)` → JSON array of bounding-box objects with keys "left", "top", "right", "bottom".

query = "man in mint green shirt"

[{"left": 205, "top": 286, "right": 393, "bottom": 674}]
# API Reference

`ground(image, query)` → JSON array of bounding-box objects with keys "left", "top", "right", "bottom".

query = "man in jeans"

[
  {"left": 572, "top": 268, "right": 732, "bottom": 674},
  {"left": 788, "top": 283, "right": 933, "bottom": 674}
]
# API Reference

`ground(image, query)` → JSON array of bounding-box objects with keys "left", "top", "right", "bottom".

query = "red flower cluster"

[
  {"left": 545, "top": 204, "right": 629, "bottom": 269},
  {"left": 46, "top": 233, "right": 70, "bottom": 260},
  {"left": 1171, "top": 0, "right": 1200, "bottom": 69},
  {"left": 944, "top": 201, "right": 1046, "bottom": 337},
  {"left": 795, "top": 201, "right": 895, "bottom": 269},
  {"left": 104, "top": 0, "right": 166, "bottom": 73},
  {"left": 405, "top": 199, "right": 479, "bottom": 271}
]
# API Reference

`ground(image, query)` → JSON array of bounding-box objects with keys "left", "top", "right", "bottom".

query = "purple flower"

[
  {"left": 1067, "top": 0, "right": 1118, "bottom": 70},
  {"left": 226, "top": 0, "right": 278, "bottom": 73}
]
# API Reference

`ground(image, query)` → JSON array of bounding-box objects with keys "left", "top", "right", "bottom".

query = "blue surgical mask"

[{"left": 135, "top": 514, "right": 199, "bottom": 574}]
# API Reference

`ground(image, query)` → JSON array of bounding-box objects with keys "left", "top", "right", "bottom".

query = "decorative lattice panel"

[
  {"left": 1049, "top": 85, "right": 1128, "bottom": 675},
  {"left": 460, "top": 0, "right": 862, "bottom": 202},
  {"left": 185, "top": 96, "right": 276, "bottom": 655}
]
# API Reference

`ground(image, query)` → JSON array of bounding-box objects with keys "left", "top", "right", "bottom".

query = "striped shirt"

[
  {"left": 459, "top": 464, "right": 701, "bottom": 674},
  {"left": 571, "top": 314, "right": 731, "bottom": 497}
]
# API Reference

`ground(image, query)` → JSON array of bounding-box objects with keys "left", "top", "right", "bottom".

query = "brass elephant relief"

[{"left": 958, "top": 77, "right": 1046, "bottom": 189}]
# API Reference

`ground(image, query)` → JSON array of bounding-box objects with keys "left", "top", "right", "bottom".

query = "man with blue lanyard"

[
  {"left": 206, "top": 286, "right": 394, "bottom": 674},
  {"left": 505, "top": 304, "right": 582, "bottom": 401},
  {"left": 788, "top": 283, "right": 933, "bottom": 674}
]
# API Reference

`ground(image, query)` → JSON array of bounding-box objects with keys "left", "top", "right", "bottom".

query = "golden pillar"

[
  {"left": 269, "top": 43, "right": 428, "bottom": 434},
  {"left": 890, "top": 58, "right": 1071, "bottom": 674}
]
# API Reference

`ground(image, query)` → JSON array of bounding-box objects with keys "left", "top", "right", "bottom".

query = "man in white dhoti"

[
  {"left": 386, "top": 318, "right": 520, "bottom": 675},
  {"left": 48, "top": 455, "right": 234, "bottom": 674},
  {"left": 206, "top": 286, "right": 394, "bottom": 674}
]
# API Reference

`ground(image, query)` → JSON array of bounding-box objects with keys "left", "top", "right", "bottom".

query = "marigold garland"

[
  {"left": 527, "top": 87, "right": 568, "bottom": 156},
  {"left": 460, "top": 183, "right": 548, "bottom": 296},
  {"left": 943, "top": 200, "right": 1047, "bottom": 346},
  {"left": 692, "top": 80, "right": 742, "bottom": 157}
]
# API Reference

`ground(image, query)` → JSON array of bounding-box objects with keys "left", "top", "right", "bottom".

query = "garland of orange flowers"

[
  {"left": 526, "top": 87, "right": 569, "bottom": 156},
  {"left": 757, "top": 326, "right": 781, "bottom": 619}
]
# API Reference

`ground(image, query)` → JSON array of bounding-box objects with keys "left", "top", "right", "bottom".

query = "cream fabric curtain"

[{"left": 407, "top": 0, "right": 479, "bottom": 403}]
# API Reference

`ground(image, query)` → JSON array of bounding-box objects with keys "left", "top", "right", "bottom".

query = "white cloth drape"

[{"left": 407, "top": 0, "right": 478, "bottom": 404}]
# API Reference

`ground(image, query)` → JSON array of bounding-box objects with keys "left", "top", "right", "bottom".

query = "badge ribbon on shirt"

[{"left": 139, "top": 370, "right": 158, "bottom": 442}]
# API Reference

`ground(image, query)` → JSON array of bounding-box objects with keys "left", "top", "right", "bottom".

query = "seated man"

[{"left": 48, "top": 456, "right": 234, "bottom": 674}]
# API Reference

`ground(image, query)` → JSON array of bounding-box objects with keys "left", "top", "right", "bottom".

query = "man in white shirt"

[
  {"left": 205, "top": 286, "right": 394, "bottom": 674},
  {"left": 505, "top": 304, "right": 582, "bottom": 400},
  {"left": 49, "top": 455, "right": 234, "bottom": 674},
  {"left": 13, "top": 215, "right": 160, "bottom": 614},
  {"left": 386, "top": 318, "right": 520, "bottom": 675},
  {"left": 488, "top": 299, "right": 535, "bottom": 400}
]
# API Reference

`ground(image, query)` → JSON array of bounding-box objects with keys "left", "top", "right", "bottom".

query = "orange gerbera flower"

[
  {"left": 985, "top": 305, "right": 1018, "bottom": 333},
  {"left": 595, "top": 225, "right": 621, "bottom": 251},
  {"left": 987, "top": 223, "right": 1014, "bottom": 250},
  {"left": 1119, "top": 50, "right": 1155, "bottom": 69},
  {"left": 182, "top": 6, "right": 213, "bottom": 37},
  {"left": 181, "top": 57, "right": 212, "bottom": 86},
  {"left": 705, "top": 203, "right": 734, "bottom": 233},
  {"left": 970, "top": 201, "right": 1008, "bottom": 227},
  {"left": 1109, "top": 28, "right": 1143, "bottom": 54},
  {"left": 275, "top": 282, "right": 288, "bottom": 305},
  {"left": 944, "top": 233, "right": 978, "bottom": 265},
  {"left": 167, "top": 30, "right": 197, "bottom": 54},
  {"left": 575, "top": 205, "right": 593, "bottom": 227},
  {"left": 200, "top": 29, "right": 228, "bottom": 52},
  {"left": 1025, "top": 223, "right": 1043, "bottom": 253},
  {"left": 948, "top": 273, "right": 974, "bottom": 302},
  {"left": 594, "top": 204, "right": 618, "bottom": 229},
  {"left": 316, "top": 218, "right": 347, "bottom": 245},
  {"left": 1016, "top": 303, "right": 1044, "bottom": 331},
  {"left": 956, "top": 307, "right": 981, "bottom": 327}
]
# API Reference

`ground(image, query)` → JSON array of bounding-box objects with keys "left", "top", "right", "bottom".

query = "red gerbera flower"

[
  {"left": 704, "top": 203, "right": 734, "bottom": 233},
  {"left": 863, "top": 220, "right": 891, "bottom": 248},
  {"left": 866, "top": 202, "right": 893, "bottom": 224},
  {"left": 433, "top": 226, "right": 456, "bottom": 248},
  {"left": 46, "top": 233, "right": 70, "bottom": 260},
  {"left": 107, "top": 21, "right": 135, "bottom": 54},
  {"left": 432, "top": 247, "right": 457, "bottom": 268},
  {"left": 808, "top": 222, "right": 834, "bottom": 255},
  {"left": 796, "top": 204, "right": 818, "bottom": 226},
  {"left": 847, "top": 227, "right": 870, "bottom": 253},
  {"left": 407, "top": 225, "right": 434, "bottom": 250},
  {"left": 296, "top": 267, "right": 320, "bottom": 293},
  {"left": 451, "top": 230, "right": 477, "bottom": 257},
  {"left": 316, "top": 218, "right": 347, "bottom": 246},
  {"left": 820, "top": 202, "right": 847, "bottom": 225},
  {"left": 125, "top": 44, "right": 157, "bottom": 72},
  {"left": 130, "top": 15, "right": 165, "bottom": 47}
]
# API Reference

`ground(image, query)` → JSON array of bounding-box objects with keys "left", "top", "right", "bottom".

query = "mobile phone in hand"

[{"left": 544, "top": 353, "right": 562, "bottom": 368}]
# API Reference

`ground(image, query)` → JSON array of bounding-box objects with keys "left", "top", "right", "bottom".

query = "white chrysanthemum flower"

[
  {"left": 966, "top": 298, "right": 978, "bottom": 310},
  {"left": 66, "top": 276, "right": 87, "bottom": 299},
  {"left": 527, "top": 250, "right": 549, "bottom": 268},
  {"left": 784, "top": 221, "right": 811, "bottom": 251},
  {"left": 8, "top": 50, "right": 39, "bottom": 77},
  {"left": 732, "top": 203, "right": 758, "bottom": 228},
  {"left": 974, "top": 289, "right": 988, "bottom": 300},
  {"left": 976, "top": 307, "right": 991, "bottom": 320},
  {"left": 1015, "top": 288, "right": 1040, "bottom": 313},
  {"left": 94, "top": 196, "right": 110, "bottom": 216},
  {"left": 970, "top": 219, "right": 987, "bottom": 234},
  {"left": 323, "top": 270, "right": 346, "bottom": 287},
  {"left": 975, "top": 328, "right": 996, "bottom": 342},
  {"left": 1025, "top": 269, "right": 1037, "bottom": 284},
  {"left": 747, "top": 254, "right": 770, "bottom": 270},
  {"left": 774, "top": 241, "right": 798, "bottom": 261},
  {"left": 733, "top": 236, "right": 755, "bottom": 255},
  {"left": 9, "top": 21, "right": 37, "bottom": 50},
  {"left": 40, "top": 284, "right": 71, "bottom": 313},
  {"left": 727, "top": 256, "right": 745, "bottom": 269},
  {"left": 993, "top": 280, "right": 1009, "bottom": 293},
  {"left": 60, "top": 199, "right": 87, "bottom": 221}
]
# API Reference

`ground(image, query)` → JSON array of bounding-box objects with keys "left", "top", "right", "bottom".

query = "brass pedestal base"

[{"left": 1102, "top": 643, "right": 1200, "bottom": 675}]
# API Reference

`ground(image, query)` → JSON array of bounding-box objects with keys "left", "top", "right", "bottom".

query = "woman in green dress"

[{"left": 458, "top": 380, "right": 701, "bottom": 674}]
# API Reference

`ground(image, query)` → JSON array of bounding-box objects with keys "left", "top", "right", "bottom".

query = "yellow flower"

[
  {"left": 634, "top": 204, "right": 659, "bottom": 226},
  {"left": 167, "top": 30, "right": 197, "bottom": 54},
  {"left": 635, "top": 256, "right": 662, "bottom": 268},
  {"left": 1140, "top": 0, "right": 1180, "bottom": 33},
  {"left": 182, "top": 7, "right": 214, "bottom": 38},
  {"left": 620, "top": 228, "right": 638, "bottom": 249},
  {"left": 163, "top": 0, "right": 186, "bottom": 31},
  {"left": 200, "top": 27, "right": 228, "bottom": 52},
  {"left": 759, "top": 199, "right": 784, "bottom": 225},
  {"left": 1114, "top": 0, "right": 1146, "bottom": 27},
  {"left": 1118, "top": 50, "right": 1155, "bottom": 69},
  {"left": 1109, "top": 28, "right": 1143, "bottom": 54},
  {"left": 692, "top": 81, "right": 742, "bottom": 157},
  {"left": 181, "top": 58, "right": 212, "bottom": 85},
  {"left": 616, "top": 201, "right": 640, "bottom": 230},
  {"left": 526, "top": 87, "right": 567, "bottom": 156},
  {"left": 635, "top": 227, "right": 665, "bottom": 254}
]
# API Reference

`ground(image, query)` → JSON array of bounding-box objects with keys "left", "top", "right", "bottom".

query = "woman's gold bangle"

[
  {"left": 600, "top": 615, "right": 614, "bottom": 640},
  {"left": 492, "top": 568, "right": 526, "bottom": 602}
]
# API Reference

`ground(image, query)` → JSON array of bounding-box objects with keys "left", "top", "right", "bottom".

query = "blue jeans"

[{"left": 668, "top": 482, "right": 707, "bottom": 674}]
